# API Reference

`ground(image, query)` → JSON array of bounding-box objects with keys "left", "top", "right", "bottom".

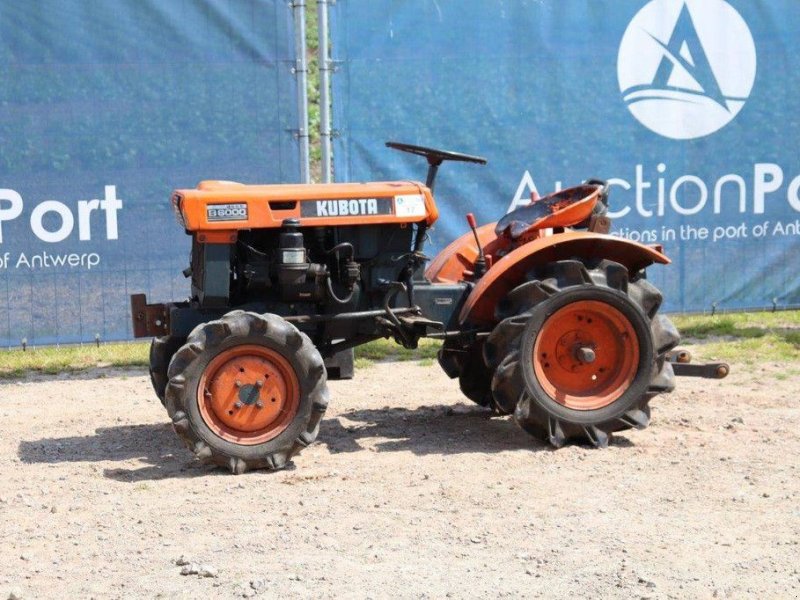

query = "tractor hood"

[{"left": 171, "top": 180, "right": 438, "bottom": 231}]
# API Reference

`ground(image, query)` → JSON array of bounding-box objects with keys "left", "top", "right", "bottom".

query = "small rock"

[
  {"left": 638, "top": 577, "right": 657, "bottom": 589},
  {"left": 8, "top": 588, "right": 24, "bottom": 600},
  {"left": 179, "top": 562, "right": 218, "bottom": 578},
  {"left": 250, "top": 579, "right": 267, "bottom": 592},
  {"left": 174, "top": 555, "right": 191, "bottom": 566},
  {"left": 50, "top": 506, "right": 57, "bottom": 514},
  {"left": 198, "top": 565, "right": 218, "bottom": 578}
]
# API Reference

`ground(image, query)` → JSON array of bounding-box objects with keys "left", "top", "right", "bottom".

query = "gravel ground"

[{"left": 0, "top": 356, "right": 798, "bottom": 599}]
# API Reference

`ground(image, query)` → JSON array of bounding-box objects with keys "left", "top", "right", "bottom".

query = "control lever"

[{"left": 466, "top": 213, "right": 487, "bottom": 279}]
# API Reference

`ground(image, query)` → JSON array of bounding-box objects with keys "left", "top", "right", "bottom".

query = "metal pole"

[
  {"left": 317, "top": 0, "right": 333, "bottom": 182},
  {"left": 292, "top": 0, "right": 311, "bottom": 183}
]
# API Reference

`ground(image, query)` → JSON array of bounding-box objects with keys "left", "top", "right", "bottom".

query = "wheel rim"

[
  {"left": 532, "top": 300, "right": 639, "bottom": 410},
  {"left": 197, "top": 344, "right": 300, "bottom": 445}
]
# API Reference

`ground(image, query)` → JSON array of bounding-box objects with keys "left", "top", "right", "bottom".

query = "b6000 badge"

[{"left": 207, "top": 203, "right": 248, "bottom": 222}]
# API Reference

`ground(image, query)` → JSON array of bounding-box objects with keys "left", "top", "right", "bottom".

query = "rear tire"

[
  {"left": 438, "top": 341, "right": 494, "bottom": 409},
  {"left": 164, "top": 311, "right": 329, "bottom": 474},
  {"left": 483, "top": 259, "right": 679, "bottom": 448}
]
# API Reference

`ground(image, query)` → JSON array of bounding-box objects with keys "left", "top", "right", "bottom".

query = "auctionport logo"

[{"left": 617, "top": 0, "right": 757, "bottom": 140}]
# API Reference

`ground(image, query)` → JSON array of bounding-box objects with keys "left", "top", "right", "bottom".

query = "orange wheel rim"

[
  {"left": 197, "top": 345, "right": 300, "bottom": 445},
  {"left": 532, "top": 300, "right": 639, "bottom": 410}
]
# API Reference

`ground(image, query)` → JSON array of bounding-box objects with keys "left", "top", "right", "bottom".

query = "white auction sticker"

[{"left": 394, "top": 194, "right": 426, "bottom": 218}]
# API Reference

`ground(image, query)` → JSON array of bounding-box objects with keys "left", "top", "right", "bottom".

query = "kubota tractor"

[{"left": 131, "top": 142, "right": 728, "bottom": 474}]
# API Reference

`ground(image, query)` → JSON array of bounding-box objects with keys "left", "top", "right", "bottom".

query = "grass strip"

[
  {"left": 0, "top": 343, "right": 149, "bottom": 379},
  {"left": 1, "top": 311, "right": 797, "bottom": 378},
  {"left": 671, "top": 311, "right": 800, "bottom": 363}
]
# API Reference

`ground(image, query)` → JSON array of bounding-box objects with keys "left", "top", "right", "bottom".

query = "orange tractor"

[{"left": 131, "top": 142, "right": 727, "bottom": 473}]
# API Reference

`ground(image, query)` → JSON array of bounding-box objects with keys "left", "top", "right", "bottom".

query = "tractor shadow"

[
  {"left": 17, "top": 405, "right": 635, "bottom": 481},
  {"left": 17, "top": 423, "right": 217, "bottom": 482},
  {"left": 318, "top": 403, "right": 634, "bottom": 456},
  {"left": 320, "top": 404, "right": 534, "bottom": 456}
]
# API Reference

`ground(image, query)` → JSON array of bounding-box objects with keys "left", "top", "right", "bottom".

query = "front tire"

[
  {"left": 483, "top": 260, "right": 679, "bottom": 448},
  {"left": 437, "top": 341, "right": 492, "bottom": 408},
  {"left": 164, "top": 311, "right": 329, "bottom": 474}
]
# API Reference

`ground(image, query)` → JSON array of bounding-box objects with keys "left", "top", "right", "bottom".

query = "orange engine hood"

[{"left": 173, "top": 180, "right": 438, "bottom": 231}]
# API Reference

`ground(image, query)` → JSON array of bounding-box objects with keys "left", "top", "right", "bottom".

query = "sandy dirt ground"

[{"left": 0, "top": 355, "right": 798, "bottom": 599}]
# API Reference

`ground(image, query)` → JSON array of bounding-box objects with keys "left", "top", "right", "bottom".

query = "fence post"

[
  {"left": 292, "top": 0, "right": 311, "bottom": 183},
  {"left": 318, "top": 0, "right": 333, "bottom": 182}
]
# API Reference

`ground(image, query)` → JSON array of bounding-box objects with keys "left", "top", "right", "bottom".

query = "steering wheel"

[{"left": 386, "top": 141, "right": 487, "bottom": 166}]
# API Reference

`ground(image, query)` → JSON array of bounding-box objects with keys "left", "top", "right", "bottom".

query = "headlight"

[{"left": 171, "top": 194, "right": 186, "bottom": 228}]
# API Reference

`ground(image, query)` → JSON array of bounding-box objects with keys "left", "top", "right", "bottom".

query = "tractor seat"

[{"left": 495, "top": 184, "right": 604, "bottom": 240}]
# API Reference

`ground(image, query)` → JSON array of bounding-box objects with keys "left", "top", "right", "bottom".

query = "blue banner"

[
  {"left": 0, "top": 0, "right": 299, "bottom": 347},
  {"left": 331, "top": 0, "right": 800, "bottom": 312}
]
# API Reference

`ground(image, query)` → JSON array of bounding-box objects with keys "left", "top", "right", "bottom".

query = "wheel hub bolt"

[
  {"left": 234, "top": 401, "right": 243, "bottom": 409},
  {"left": 255, "top": 380, "right": 264, "bottom": 388},
  {"left": 575, "top": 346, "right": 596, "bottom": 364},
  {"left": 235, "top": 380, "right": 243, "bottom": 388},
  {"left": 255, "top": 401, "right": 264, "bottom": 409}
]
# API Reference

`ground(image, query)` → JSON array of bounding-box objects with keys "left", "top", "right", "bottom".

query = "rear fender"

[
  {"left": 458, "top": 231, "right": 670, "bottom": 325},
  {"left": 425, "top": 222, "right": 508, "bottom": 283}
]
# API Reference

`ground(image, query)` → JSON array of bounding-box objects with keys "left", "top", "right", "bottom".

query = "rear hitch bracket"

[
  {"left": 130, "top": 294, "right": 170, "bottom": 338},
  {"left": 667, "top": 349, "right": 729, "bottom": 379}
]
